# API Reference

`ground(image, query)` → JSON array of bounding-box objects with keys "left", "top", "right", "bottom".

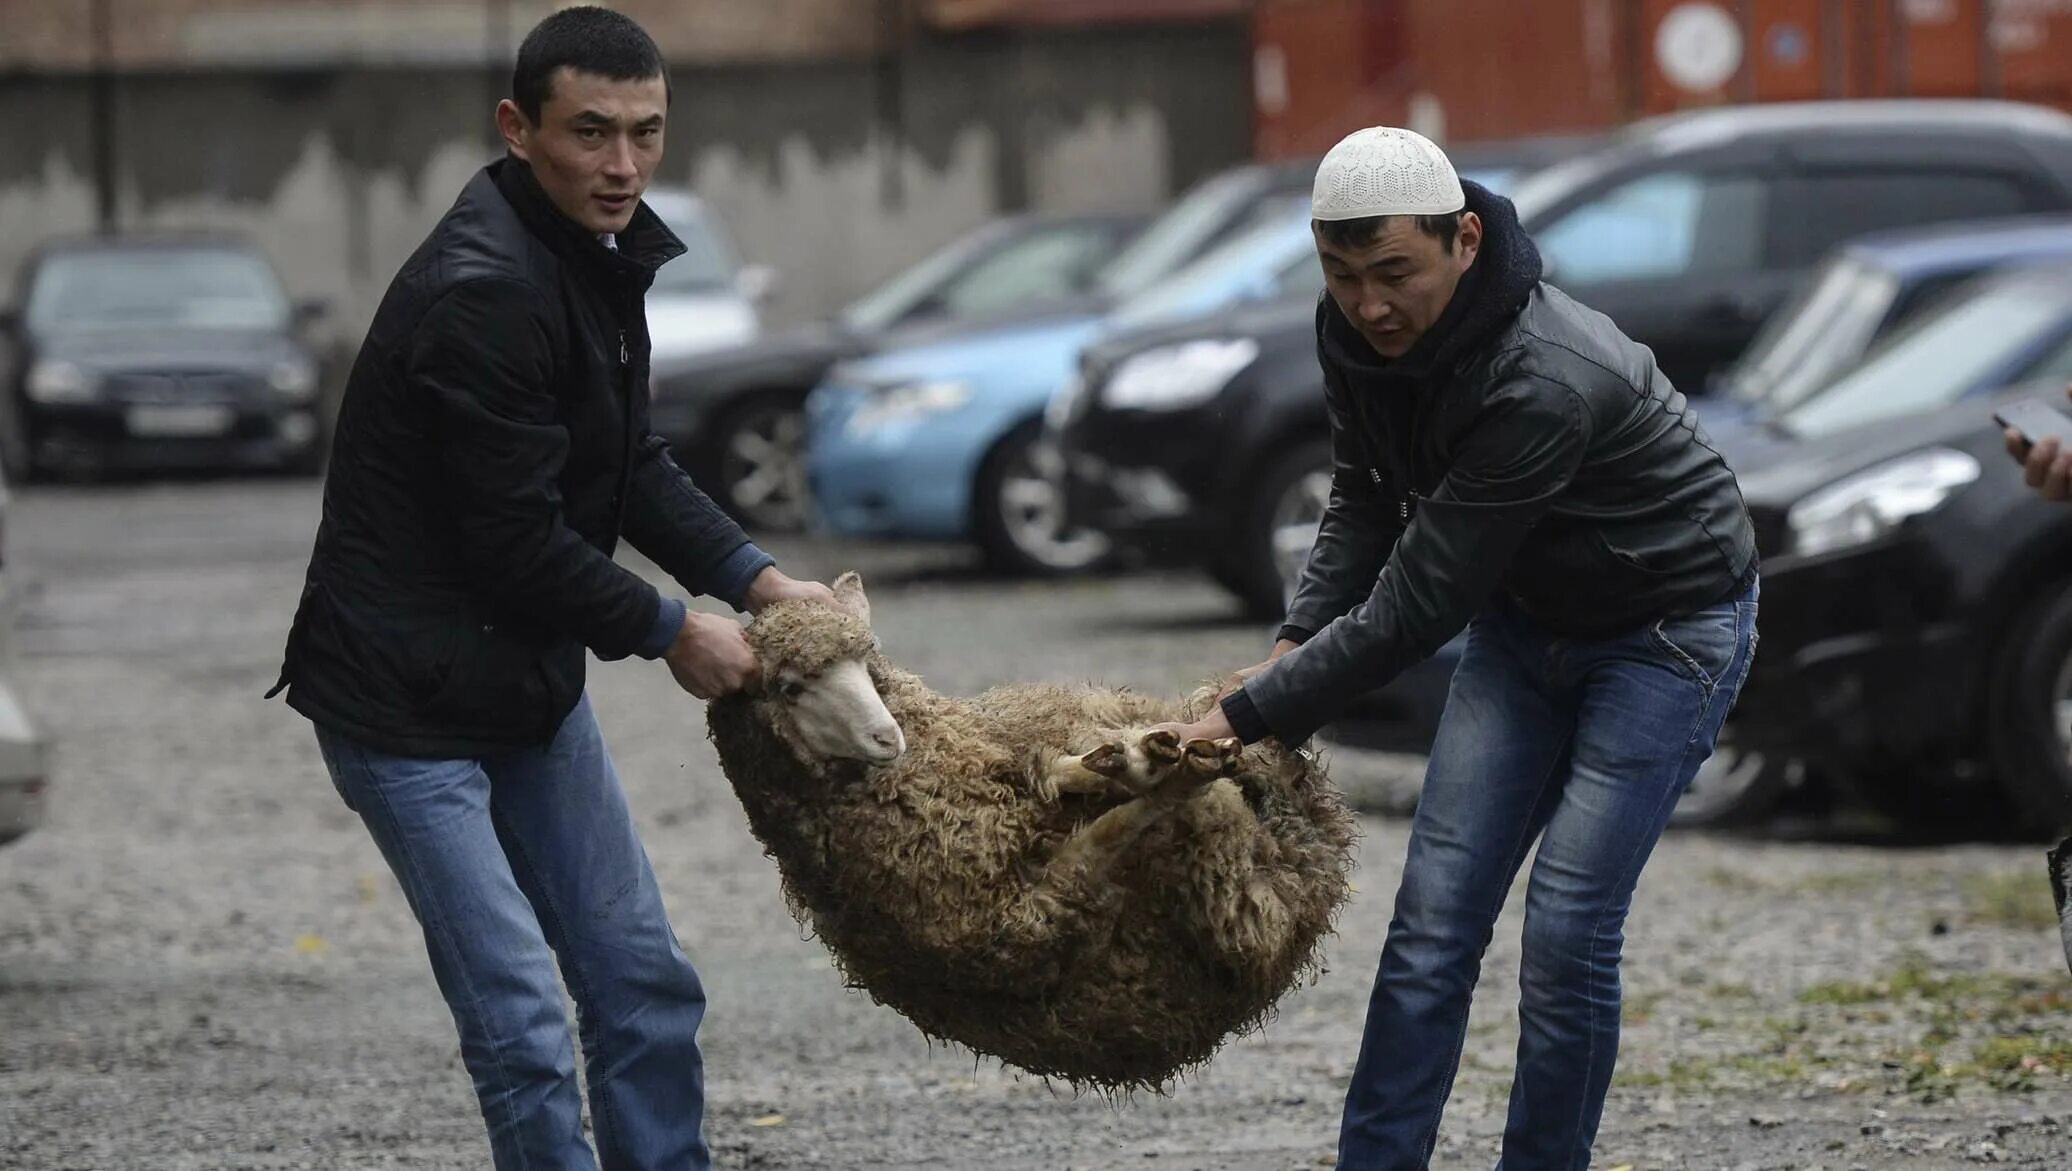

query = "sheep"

[{"left": 705, "top": 571, "right": 1358, "bottom": 1093}]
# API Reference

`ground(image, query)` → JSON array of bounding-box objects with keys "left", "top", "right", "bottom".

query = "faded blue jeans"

[
  {"left": 1339, "top": 579, "right": 1758, "bottom": 1171},
  {"left": 316, "top": 695, "right": 712, "bottom": 1171}
]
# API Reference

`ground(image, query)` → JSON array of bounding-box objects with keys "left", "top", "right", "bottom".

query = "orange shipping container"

[{"left": 1252, "top": 0, "right": 2072, "bottom": 159}]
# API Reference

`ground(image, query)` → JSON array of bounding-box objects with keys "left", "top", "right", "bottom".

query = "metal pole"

[{"left": 90, "top": 0, "right": 116, "bottom": 234}]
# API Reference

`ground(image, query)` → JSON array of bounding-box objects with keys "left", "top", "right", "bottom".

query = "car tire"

[
  {"left": 1988, "top": 581, "right": 2072, "bottom": 836},
  {"left": 699, "top": 391, "right": 810, "bottom": 534},
  {"left": 973, "top": 421, "right": 1111, "bottom": 577},
  {"left": 1218, "top": 438, "right": 1332, "bottom": 621}
]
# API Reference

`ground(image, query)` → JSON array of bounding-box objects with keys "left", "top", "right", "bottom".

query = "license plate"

[{"left": 126, "top": 405, "right": 234, "bottom": 437}]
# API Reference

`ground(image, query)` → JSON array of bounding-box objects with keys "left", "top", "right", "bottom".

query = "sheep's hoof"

[
  {"left": 1079, "top": 742, "right": 1129, "bottom": 777},
  {"left": 1142, "top": 729, "right": 1183, "bottom": 766},
  {"left": 1182, "top": 736, "right": 1242, "bottom": 778}
]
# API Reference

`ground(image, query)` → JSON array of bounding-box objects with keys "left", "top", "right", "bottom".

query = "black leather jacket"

[
  {"left": 1225, "top": 183, "right": 1757, "bottom": 747},
  {"left": 272, "top": 158, "right": 768, "bottom": 756}
]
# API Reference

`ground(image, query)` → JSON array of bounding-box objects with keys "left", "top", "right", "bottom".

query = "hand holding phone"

[
  {"left": 1994, "top": 398, "right": 2072, "bottom": 449},
  {"left": 2000, "top": 392, "right": 2072, "bottom": 501}
]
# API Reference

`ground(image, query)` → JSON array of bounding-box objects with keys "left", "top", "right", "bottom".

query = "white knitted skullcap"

[{"left": 1311, "top": 126, "right": 1465, "bottom": 221}]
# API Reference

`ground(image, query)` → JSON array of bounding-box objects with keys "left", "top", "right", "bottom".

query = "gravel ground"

[{"left": 2, "top": 479, "right": 2069, "bottom": 1170}]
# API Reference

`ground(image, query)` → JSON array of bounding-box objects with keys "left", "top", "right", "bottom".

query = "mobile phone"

[{"left": 1993, "top": 398, "right": 2072, "bottom": 449}]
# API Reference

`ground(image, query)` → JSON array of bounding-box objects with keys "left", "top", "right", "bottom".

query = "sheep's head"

[{"left": 743, "top": 571, "right": 905, "bottom": 769}]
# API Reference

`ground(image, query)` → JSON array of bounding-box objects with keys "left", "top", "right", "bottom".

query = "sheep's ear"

[{"left": 832, "top": 570, "right": 870, "bottom": 624}]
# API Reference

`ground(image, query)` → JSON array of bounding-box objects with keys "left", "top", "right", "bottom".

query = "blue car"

[{"left": 807, "top": 191, "right": 1320, "bottom": 573}]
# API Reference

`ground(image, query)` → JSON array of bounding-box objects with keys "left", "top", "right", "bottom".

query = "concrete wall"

[{"left": 0, "top": 23, "right": 1252, "bottom": 349}]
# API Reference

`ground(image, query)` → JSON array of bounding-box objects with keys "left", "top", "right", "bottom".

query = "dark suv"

[{"left": 1512, "top": 99, "right": 2072, "bottom": 393}]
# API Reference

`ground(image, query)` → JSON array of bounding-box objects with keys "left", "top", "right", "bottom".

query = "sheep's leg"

[
  {"left": 1043, "top": 734, "right": 1244, "bottom": 880},
  {"left": 1048, "top": 726, "right": 1243, "bottom": 799},
  {"left": 1185, "top": 780, "right": 1299, "bottom": 966},
  {"left": 1045, "top": 741, "right": 1135, "bottom": 795}
]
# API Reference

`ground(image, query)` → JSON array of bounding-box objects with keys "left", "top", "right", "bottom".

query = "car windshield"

[
  {"left": 1105, "top": 202, "right": 1312, "bottom": 332},
  {"left": 648, "top": 201, "right": 740, "bottom": 295},
  {"left": 1506, "top": 150, "right": 1619, "bottom": 227},
  {"left": 1777, "top": 278, "right": 2072, "bottom": 439},
  {"left": 1726, "top": 256, "right": 1900, "bottom": 410},
  {"left": 26, "top": 247, "right": 290, "bottom": 333},
  {"left": 1094, "top": 170, "right": 1273, "bottom": 300},
  {"left": 839, "top": 220, "right": 1118, "bottom": 333}
]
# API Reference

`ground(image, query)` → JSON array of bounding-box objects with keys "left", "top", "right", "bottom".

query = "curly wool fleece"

[{"left": 706, "top": 591, "right": 1358, "bottom": 1093}]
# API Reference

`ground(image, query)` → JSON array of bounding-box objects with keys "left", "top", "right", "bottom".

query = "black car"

[
  {"left": 1510, "top": 98, "right": 2072, "bottom": 393},
  {"left": 0, "top": 233, "right": 329, "bottom": 479},
  {"left": 649, "top": 158, "right": 1325, "bottom": 533},
  {"left": 1053, "top": 294, "right": 1324, "bottom": 615}
]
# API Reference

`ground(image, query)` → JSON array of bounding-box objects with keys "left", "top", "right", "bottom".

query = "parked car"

[
  {"left": 1339, "top": 264, "right": 2072, "bottom": 829},
  {"left": 640, "top": 186, "right": 776, "bottom": 364},
  {"left": 0, "top": 233, "right": 329, "bottom": 479},
  {"left": 648, "top": 211, "right": 1147, "bottom": 531},
  {"left": 803, "top": 159, "right": 1322, "bottom": 572},
  {"left": 802, "top": 134, "right": 1595, "bottom": 573},
  {"left": 1727, "top": 366, "right": 2072, "bottom": 836},
  {"left": 0, "top": 471, "right": 51, "bottom": 848},
  {"left": 1708, "top": 213, "right": 2072, "bottom": 421},
  {"left": 1509, "top": 98, "right": 2072, "bottom": 393}
]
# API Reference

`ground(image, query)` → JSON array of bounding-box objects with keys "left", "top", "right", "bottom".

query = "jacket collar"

[
  {"left": 489, "top": 155, "right": 686, "bottom": 291},
  {"left": 1321, "top": 179, "right": 1544, "bottom": 392}
]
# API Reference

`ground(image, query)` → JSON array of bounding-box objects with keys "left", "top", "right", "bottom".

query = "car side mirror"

[
  {"left": 735, "top": 264, "right": 779, "bottom": 307},
  {"left": 0, "top": 308, "right": 18, "bottom": 335}
]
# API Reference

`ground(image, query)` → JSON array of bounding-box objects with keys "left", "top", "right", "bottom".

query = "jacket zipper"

[
  {"left": 1369, "top": 466, "right": 1414, "bottom": 523},
  {"left": 618, "top": 330, "right": 629, "bottom": 365}
]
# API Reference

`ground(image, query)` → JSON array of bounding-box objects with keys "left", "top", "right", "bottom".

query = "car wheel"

[
  {"left": 1989, "top": 581, "right": 2072, "bottom": 836},
  {"left": 1669, "top": 722, "right": 1795, "bottom": 830},
  {"left": 974, "top": 422, "right": 1110, "bottom": 576},
  {"left": 705, "top": 392, "right": 810, "bottom": 533},
  {"left": 1219, "top": 438, "right": 1332, "bottom": 621}
]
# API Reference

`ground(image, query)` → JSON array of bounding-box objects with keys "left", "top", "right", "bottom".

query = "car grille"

[{"left": 105, "top": 371, "right": 259, "bottom": 403}]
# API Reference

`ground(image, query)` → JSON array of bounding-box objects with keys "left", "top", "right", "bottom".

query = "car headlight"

[
  {"left": 1101, "top": 338, "right": 1258, "bottom": 411},
  {"left": 268, "top": 360, "right": 319, "bottom": 401},
  {"left": 1787, "top": 447, "right": 1979, "bottom": 557},
  {"left": 25, "top": 359, "right": 97, "bottom": 404},
  {"left": 845, "top": 379, "right": 972, "bottom": 435}
]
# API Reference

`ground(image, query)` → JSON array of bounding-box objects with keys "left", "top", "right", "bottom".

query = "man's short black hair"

[
  {"left": 511, "top": 6, "right": 670, "bottom": 125},
  {"left": 1313, "top": 211, "right": 1462, "bottom": 254}
]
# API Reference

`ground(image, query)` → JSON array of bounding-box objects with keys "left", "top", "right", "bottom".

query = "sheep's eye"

[{"left": 778, "top": 680, "right": 806, "bottom": 699}]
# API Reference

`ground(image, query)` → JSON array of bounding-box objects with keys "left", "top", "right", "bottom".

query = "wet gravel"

[{"left": 1, "top": 480, "right": 2067, "bottom": 1170}]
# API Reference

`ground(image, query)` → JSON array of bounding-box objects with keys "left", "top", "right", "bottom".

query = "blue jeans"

[
  {"left": 1338, "top": 580, "right": 1758, "bottom": 1171},
  {"left": 316, "top": 695, "right": 711, "bottom": 1171}
]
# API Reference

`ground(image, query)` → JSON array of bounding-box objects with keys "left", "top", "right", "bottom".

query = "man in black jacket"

[
  {"left": 271, "top": 10, "right": 827, "bottom": 1169},
  {"left": 1159, "top": 128, "right": 1760, "bottom": 1169}
]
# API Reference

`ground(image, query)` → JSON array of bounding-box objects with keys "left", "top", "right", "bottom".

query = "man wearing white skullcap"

[{"left": 1157, "top": 126, "right": 1761, "bottom": 1169}]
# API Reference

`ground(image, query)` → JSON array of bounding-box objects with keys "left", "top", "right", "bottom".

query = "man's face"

[
  {"left": 496, "top": 68, "right": 667, "bottom": 235},
  {"left": 1316, "top": 212, "right": 1481, "bottom": 359}
]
